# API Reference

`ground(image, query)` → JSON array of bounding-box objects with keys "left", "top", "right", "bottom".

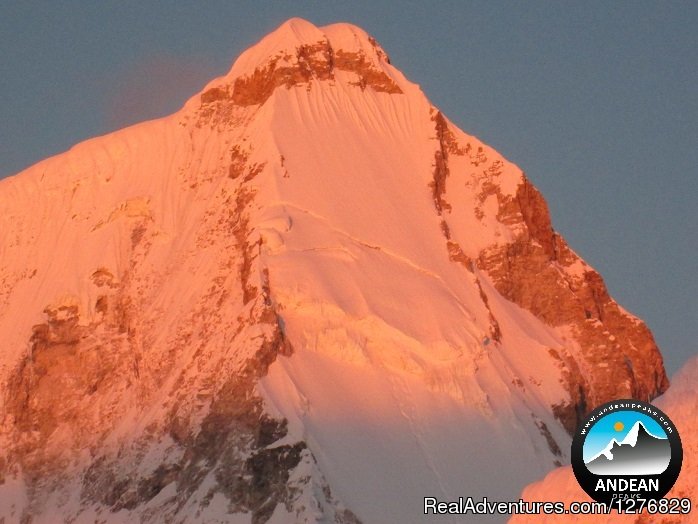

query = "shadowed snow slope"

[{"left": 0, "top": 17, "right": 668, "bottom": 523}]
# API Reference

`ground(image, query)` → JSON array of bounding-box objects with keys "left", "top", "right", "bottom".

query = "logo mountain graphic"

[{"left": 585, "top": 421, "right": 670, "bottom": 475}]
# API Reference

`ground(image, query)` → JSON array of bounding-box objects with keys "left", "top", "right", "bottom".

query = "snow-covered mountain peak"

[
  {"left": 225, "top": 17, "right": 393, "bottom": 79},
  {"left": 321, "top": 21, "right": 393, "bottom": 62},
  {"left": 225, "top": 17, "right": 328, "bottom": 77},
  {"left": 186, "top": 17, "right": 404, "bottom": 116},
  {"left": 0, "top": 19, "right": 670, "bottom": 523}
]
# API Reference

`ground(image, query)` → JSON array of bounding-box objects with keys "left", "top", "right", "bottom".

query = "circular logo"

[{"left": 571, "top": 399, "right": 682, "bottom": 509}]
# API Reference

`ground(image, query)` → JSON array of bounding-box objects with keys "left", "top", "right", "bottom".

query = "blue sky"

[
  {"left": 1, "top": 2, "right": 696, "bottom": 374},
  {"left": 583, "top": 411, "right": 666, "bottom": 463}
]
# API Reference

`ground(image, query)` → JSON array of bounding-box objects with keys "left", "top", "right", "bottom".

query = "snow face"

[
  {"left": 251, "top": 55, "right": 572, "bottom": 522},
  {"left": 0, "top": 17, "right": 670, "bottom": 523}
]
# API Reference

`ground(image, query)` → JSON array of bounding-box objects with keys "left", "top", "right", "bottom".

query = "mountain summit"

[{"left": 0, "top": 18, "right": 668, "bottom": 523}]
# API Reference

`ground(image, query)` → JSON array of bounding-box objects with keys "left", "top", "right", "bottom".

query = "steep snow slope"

[
  {"left": 0, "top": 18, "right": 668, "bottom": 523},
  {"left": 510, "top": 355, "right": 698, "bottom": 524}
]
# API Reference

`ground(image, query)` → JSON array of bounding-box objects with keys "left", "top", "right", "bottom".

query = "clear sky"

[{"left": 1, "top": 2, "right": 695, "bottom": 374}]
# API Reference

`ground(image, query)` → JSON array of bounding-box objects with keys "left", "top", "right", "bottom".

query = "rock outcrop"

[
  {"left": 478, "top": 173, "right": 668, "bottom": 432},
  {"left": 429, "top": 109, "right": 668, "bottom": 434}
]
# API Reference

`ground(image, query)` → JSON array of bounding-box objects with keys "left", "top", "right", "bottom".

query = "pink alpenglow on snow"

[{"left": 0, "top": 18, "right": 670, "bottom": 523}]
